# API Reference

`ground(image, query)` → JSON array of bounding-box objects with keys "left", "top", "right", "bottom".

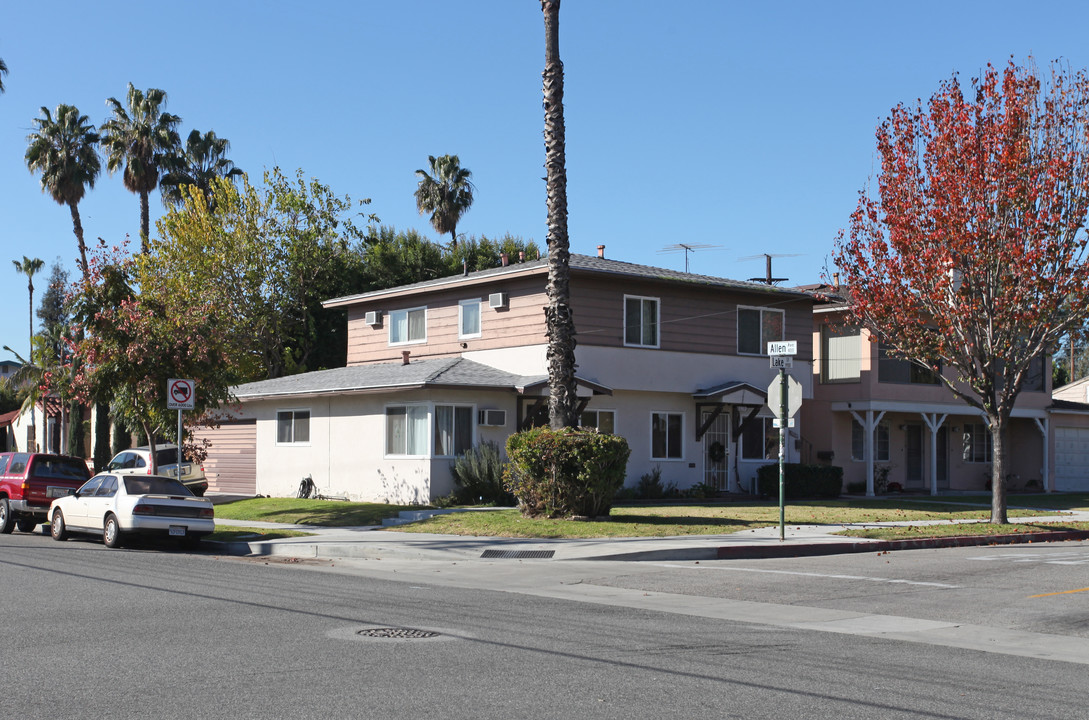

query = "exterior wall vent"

[
  {"left": 478, "top": 409, "right": 507, "bottom": 427},
  {"left": 488, "top": 293, "right": 509, "bottom": 309}
]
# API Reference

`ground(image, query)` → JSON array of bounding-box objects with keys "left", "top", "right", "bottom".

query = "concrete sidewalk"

[{"left": 206, "top": 510, "right": 1089, "bottom": 563}]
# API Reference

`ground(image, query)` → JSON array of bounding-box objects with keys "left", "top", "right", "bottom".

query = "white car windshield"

[{"left": 123, "top": 477, "right": 191, "bottom": 496}]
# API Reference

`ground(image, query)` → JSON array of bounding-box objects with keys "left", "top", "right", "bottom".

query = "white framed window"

[
  {"left": 741, "top": 417, "right": 779, "bottom": 460},
  {"left": 962, "top": 424, "right": 993, "bottom": 463},
  {"left": 458, "top": 299, "right": 481, "bottom": 339},
  {"left": 580, "top": 410, "right": 616, "bottom": 434},
  {"left": 851, "top": 419, "right": 890, "bottom": 462},
  {"left": 651, "top": 412, "right": 683, "bottom": 459},
  {"left": 624, "top": 295, "right": 660, "bottom": 348},
  {"left": 389, "top": 307, "right": 427, "bottom": 345},
  {"left": 434, "top": 405, "right": 474, "bottom": 457},
  {"left": 276, "top": 409, "right": 311, "bottom": 445},
  {"left": 821, "top": 325, "right": 861, "bottom": 383},
  {"left": 737, "top": 306, "right": 784, "bottom": 355},
  {"left": 385, "top": 405, "right": 428, "bottom": 456}
]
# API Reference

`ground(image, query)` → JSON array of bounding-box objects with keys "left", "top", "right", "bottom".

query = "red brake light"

[
  {"left": 132, "top": 504, "right": 154, "bottom": 516},
  {"left": 199, "top": 508, "right": 214, "bottom": 519}
]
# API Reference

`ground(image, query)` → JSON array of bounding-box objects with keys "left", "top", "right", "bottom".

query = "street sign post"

[
  {"left": 766, "top": 363, "right": 801, "bottom": 542},
  {"left": 167, "top": 379, "right": 196, "bottom": 472}
]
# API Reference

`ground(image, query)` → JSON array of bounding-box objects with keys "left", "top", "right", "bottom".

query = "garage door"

[
  {"left": 1054, "top": 426, "right": 1089, "bottom": 491},
  {"left": 192, "top": 419, "right": 256, "bottom": 495}
]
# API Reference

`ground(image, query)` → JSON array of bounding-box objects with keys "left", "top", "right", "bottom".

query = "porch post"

[
  {"left": 850, "top": 409, "right": 885, "bottom": 497},
  {"left": 920, "top": 413, "right": 947, "bottom": 496},
  {"left": 1033, "top": 417, "right": 1050, "bottom": 493}
]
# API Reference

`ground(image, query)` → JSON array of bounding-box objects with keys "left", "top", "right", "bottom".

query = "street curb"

[{"left": 715, "top": 530, "right": 1089, "bottom": 559}]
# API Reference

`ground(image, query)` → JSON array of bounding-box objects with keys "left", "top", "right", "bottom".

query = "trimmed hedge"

[
  {"left": 756, "top": 463, "right": 844, "bottom": 499},
  {"left": 504, "top": 426, "right": 631, "bottom": 518}
]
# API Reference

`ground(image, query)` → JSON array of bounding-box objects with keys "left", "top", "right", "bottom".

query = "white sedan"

[{"left": 49, "top": 473, "right": 215, "bottom": 549}]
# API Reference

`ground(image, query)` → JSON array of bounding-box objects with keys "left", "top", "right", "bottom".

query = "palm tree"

[
  {"left": 541, "top": 0, "right": 578, "bottom": 429},
  {"left": 12, "top": 256, "right": 44, "bottom": 449},
  {"left": 160, "top": 128, "right": 243, "bottom": 207},
  {"left": 25, "top": 104, "right": 101, "bottom": 278},
  {"left": 100, "top": 83, "right": 181, "bottom": 252},
  {"left": 414, "top": 154, "right": 474, "bottom": 249}
]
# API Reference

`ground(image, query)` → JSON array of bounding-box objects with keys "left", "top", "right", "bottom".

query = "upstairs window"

[
  {"left": 624, "top": 296, "right": 659, "bottom": 347},
  {"left": 821, "top": 325, "right": 861, "bottom": 383},
  {"left": 878, "top": 342, "right": 940, "bottom": 384},
  {"left": 458, "top": 299, "right": 481, "bottom": 339},
  {"left": 738, "top": 306, "right": 784, "bottom": 355},
  {"left": 390, "top": 307, "right": 426, "bottom": 345}
]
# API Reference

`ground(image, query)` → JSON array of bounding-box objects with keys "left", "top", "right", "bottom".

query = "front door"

[
  {"left": 906, "top": 425, "right": 923, "bottom": 488},
  {"left": 702, "top": 411, "right": 729, "bottom": 491}
]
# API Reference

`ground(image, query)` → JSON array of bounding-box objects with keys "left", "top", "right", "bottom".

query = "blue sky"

[{"left": 3, "top": 0, "right": 1089, "bottom": 359}]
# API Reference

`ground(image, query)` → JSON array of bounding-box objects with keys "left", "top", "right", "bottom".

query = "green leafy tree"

[
  {"left": 160, "top": 129, "right": 243, "bottom": 208},
  {"left": 541, "top": 0, "right": 578, "bottom": 429},
  {"left": 25, "top": 105, "right": 101, "bottom": 278},
  {"left": 100, "top": 83, "right": 181, "bottom": 252},
  {"left": 414, "top": 154, "right": 474, "bottom": 249},
  {"left": 151, "top": 168, "right": 376, "bottom": 378},
  {"left": 71, "top": 241, "right": 238, "bottom": 473},
  {"left": 35, "top": 261, "right": 70, "bottom": 361}
]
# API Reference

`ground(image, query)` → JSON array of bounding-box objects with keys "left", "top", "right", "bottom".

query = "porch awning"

[{"left": 693, "top": 381, "right": 767, "bottom": 406}]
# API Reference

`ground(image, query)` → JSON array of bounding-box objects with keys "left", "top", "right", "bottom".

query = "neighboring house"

[
  {"left": 1049, "top": 377, "right": 1089, "bottom": 491},
  {"left": 222, "top": 250, "right": 816, "bottom": 503},
  {"left": 0, "top": 410, "right": 18, "bottom": 452},
  {"left": 802, "top": 285, "right": 1053, "bottom": 495},
  {"left": 0, "top": 359, "right": 20, "bottom": 381}
]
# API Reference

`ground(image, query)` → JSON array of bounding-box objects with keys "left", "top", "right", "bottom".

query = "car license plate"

[
  {"left": 168, "top": 525, "right": 186, "bottom": 537},
  {"left": 47, "top": 486, "right": 69, "bottom": 498}
]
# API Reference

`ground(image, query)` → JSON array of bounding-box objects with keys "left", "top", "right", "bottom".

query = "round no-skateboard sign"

[{"left": 167, "top": 378, "right": 196, "bottom": 410}]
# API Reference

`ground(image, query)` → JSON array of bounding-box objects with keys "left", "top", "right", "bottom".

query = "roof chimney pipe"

[
  {"left": 402, "top": 350, "right": 411, "bottom": 365},
  {"left": 501, "top": 252, "right": 509, "bottom": 267},
  {"left": 597, "top": 245, "right": 605, "bottom": 259},
  {"left": 518, "top": 250, "right": 525, "bottom": 263}
]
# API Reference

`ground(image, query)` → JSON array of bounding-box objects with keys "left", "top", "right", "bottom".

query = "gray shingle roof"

[
  {"left": 323, "top": 253, "right": 813, "bottom": 308},
  {"left": 232, "top": 357, "right": 569, "bottom": 400}
]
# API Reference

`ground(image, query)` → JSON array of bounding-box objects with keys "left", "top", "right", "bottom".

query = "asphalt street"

[{"left": 2, "top": 530, "right": 1086, "bottom": 719}]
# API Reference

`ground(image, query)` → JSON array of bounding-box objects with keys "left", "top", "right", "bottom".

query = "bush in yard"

[
  {"left": 756, "top": 463, "right": 844, "bottom": 499},
  {"left": 450, "top": 441, "right": 515, "bottom": 505},
  {"left": 504, "top": 427, "right": 630, "bottom": 518}
]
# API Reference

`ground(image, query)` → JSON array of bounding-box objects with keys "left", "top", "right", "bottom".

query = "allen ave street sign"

[
  {"left": 167, "top": 378, "right": 196, "bottom": 410},
  {"left": 767, "top": 340, "right": 797, "bottom": 356},
  {"left": 766, "top": 374, "right": 802, "bottom": 420}
]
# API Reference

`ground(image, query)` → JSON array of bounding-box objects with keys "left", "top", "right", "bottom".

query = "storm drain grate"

[
  {"left": 356, "top": 627, "right": 441, "bottom": 640},
  {"left": 480, "top": 549, "right": 556, "bottom": 559}
]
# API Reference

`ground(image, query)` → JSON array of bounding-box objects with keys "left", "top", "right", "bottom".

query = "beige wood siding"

[
  {"left": 193, "top": 420, "right": 256, "bottom": 494},
  {"left": 342, "top": 270, "right": 813, "bottom": 364}
]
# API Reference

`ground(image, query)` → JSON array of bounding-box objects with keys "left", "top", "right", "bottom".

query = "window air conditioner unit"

[
  {"left": 478, "top": 409, "right": 507, "bottom": 427},
  {"left": 364, "top": 310, "right": 382, "bottom": 326},
  {"left": 488, "top": 292, "right": 508, "bottom": 309}
]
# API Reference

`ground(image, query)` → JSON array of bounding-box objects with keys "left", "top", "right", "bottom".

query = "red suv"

[{"left": 0, "top": 453, "right": 92, "bottom": 533}]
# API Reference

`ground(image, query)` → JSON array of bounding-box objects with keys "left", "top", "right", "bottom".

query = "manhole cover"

[
  {"left": 356, "top": 627, "right": 441, "bottom": 639},
  {"left": 480, "top": 549, "right": 555, "bottom": 559}
]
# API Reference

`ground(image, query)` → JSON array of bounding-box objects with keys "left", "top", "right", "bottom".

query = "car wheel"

[
  {"left": 103, "top": 514, "right": 123, "bottom": 549},
  {"left": 16, "top": 518, "right": 36, "bottom": 533},
  {"left": 50, "top": 509, "right": 68, "bottom": 541},
  {"left": 0, "top": 499, "right": 14, "bottom": 534}
]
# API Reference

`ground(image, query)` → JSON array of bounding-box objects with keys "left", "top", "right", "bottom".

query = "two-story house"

[
  {"left": 803, "top": 287, "right": 1053, "bottom": 495},
  {"left": 220, "top": 250, "right": 815, "bottom": 503}
]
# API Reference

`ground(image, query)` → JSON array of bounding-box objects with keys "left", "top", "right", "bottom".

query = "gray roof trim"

[
  {"left": 693, "top": 381, "right": 768, "bottom": 399},
  {"left": 516, "top": 375, "right": 613, "bottom": 396},
  {"left": 322, "top": 253, "right": 814, "bottom": 309},
  {"left": 233, "top": 357, "right": 548, "bottom": 401}
]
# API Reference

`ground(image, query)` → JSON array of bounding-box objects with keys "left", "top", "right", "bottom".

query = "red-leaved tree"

[{"left": 835, "top": 59, "right": 1089, "bottom": 523}]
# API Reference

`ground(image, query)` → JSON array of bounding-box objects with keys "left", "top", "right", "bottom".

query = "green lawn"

[
  {"left": 212, "top": 497, "right": 426, "bottom": 527},
  {"left": 210, "top": 494, "right": 1089, "bottom": 541}
]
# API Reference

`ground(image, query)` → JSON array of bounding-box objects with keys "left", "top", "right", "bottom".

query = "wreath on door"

[{"left": 708, "top": 440, "right": 726, "bottom": 464}]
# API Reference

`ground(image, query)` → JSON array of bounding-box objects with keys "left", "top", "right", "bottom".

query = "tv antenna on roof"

[
  {"left": 739, "top": 253, "right": 801, "bottom": 285},
  {"left": 658, "top": 243, "right": 723, "bottom": 273}
]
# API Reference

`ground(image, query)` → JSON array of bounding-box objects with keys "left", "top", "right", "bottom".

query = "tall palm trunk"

[
  {"left": 542, "top": 0, "right": 578, "bottom": 429},
  {"left": 26, "top": 280, "right": 36, "bottom": 448},
  {"left": 69, "top": 202, "right": 89, "bottom": 277},
  {"left": 139, "top": 190, "right": 151, "bottom": 253}
]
